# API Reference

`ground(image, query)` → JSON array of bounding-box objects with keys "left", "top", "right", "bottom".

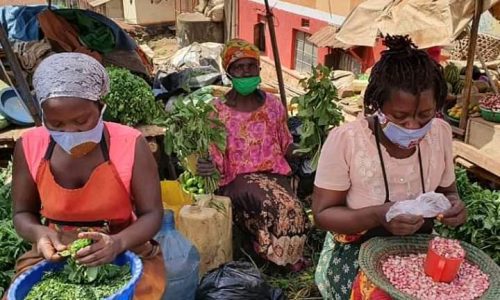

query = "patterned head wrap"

[
  {"left": 33, "top": 53, "right": 109, "bottom": 105},
  {"left": 221, "top": 39, "right": 260, "bottom": 71}
]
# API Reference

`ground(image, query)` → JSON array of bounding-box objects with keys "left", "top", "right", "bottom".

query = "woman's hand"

[
  {"left": 383, "top": 214, "right": 425, "bottom": 236},
  {"left": 197, "top": 157, "right": 216, "bottom": 177},
  {"left": 37, "top": 229, "right": 66, "bottom": 262},
  {"left": 74, "top": 232, "right": 123, "bottom": 267},
  {"left": 375, "top": 203, "right": 425, "bottom": 236},
  {"left": 439, "top": 194, "right": 467, "bottom": 227}
]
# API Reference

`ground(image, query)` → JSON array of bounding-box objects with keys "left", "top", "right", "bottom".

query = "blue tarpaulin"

[{"left": 0, "top": 5, "right": 48, "bottom": 41}]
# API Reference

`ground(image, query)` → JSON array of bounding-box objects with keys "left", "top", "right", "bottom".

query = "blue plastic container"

[
  {"left": 155, "top": 210, "right": 200, "bottom": 300},
  {"left": 7, "top": 251, "right": 143, "bottom": 300}
]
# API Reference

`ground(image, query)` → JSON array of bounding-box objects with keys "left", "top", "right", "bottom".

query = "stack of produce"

[
  {"left": 429, "top": 237, "right": 465, "bottom": 259},
  {"left": 479, "top": 94, "right": 500, "bottom": 111},
  {"left": 444, "top": 63, "right": 464, "bottom": 95},
  {"left": 447, "top": 102, "right": 480, "bottom": 119},
  {"left": 25, "top": 238, "right": 131, "bottom": 299},
  {"left": 179, "top": 171, "right": 207, "bottom": 196},
  {"left": 103, "top": 67, "right": 164, "bottom": 126},
  {"left": 162, "top": 97, "right": 226, "bottom": 195},
  {"left": 0, "top": 164, "right": 29, "bottom": 297},
  {"left": 382, "top": 237, "right": 489, "bottom": 300}
]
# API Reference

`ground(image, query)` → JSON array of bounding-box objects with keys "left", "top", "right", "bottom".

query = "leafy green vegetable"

[
  {"left": 161, "top": 97, "right": 226, "bottom": 194},
  {"left": 0, "top": 164, "right": 30, "bottom": 297},
  {"left": 26, "top": 237, "right": 131, "bottom": 299},
  {"left": 291, "top": 65, "right": 344, "bottom": 170},
  {"left": 103, "top": 67, "right": 164, "bottom": 126},
  {"left": 59, "top": 238, "right": 92, "bottom": 258},
  {"left": 435, "top": 168, "right": 500, "bottom": 265},
  {"left": 25, "top": 263, "right": 131, "bottom": 300}
]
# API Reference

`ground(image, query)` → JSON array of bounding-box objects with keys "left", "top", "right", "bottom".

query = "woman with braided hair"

[{"left": 313, "top": 35, "right": 467, "bottom": 299}]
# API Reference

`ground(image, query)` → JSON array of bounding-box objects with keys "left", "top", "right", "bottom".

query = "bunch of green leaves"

[
  {"left": 162, "top": 97, "right": 226, "bottom": 194},
  {"left": 291, "top": 65, "right": 344, "bottom": 170},
  {"left": 58, "top": 238, "right": 123, "bottom": 284},
  {"left": 0, "top": 163, "right": 12, "bottom": 220},
  {"left": 25, "top": 264, "right": 131, "bottom": 300},
  {"left": 0, "top": 164, "right": 30, "bottom": 297},
  {"left": 103, "top": 67, "right": 164, "bottom": 126},
  {"left": 435, "top": 168, "right": 500, "bottom": 265}
]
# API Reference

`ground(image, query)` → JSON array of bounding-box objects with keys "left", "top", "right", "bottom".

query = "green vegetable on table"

[
  {"left": 435, "top": 168, "right": 500, "bottom": 265},
  {"left": 103, "top": 67, "right": 164, "bottom": 126},
  {"left": 0, "top": 164, "right": 30, "bottom": 297},
  {"left": 291, "top": 65, "right": 344, "bottom": 170},
  {"left": 162, "top": 97, "right": 226, "bottom": 195}
]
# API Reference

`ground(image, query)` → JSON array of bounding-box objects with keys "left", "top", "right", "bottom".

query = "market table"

[{"left": 453, "top": 117, "right": 500, "bottom": 184}]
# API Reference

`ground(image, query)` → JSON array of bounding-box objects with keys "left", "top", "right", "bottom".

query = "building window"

[
  {"left": 254, "top": 22, "right": 266, "bottom": 52},
  {"left": 301, "top": 18, "right": 310, "bottom": 28},
  {"left": 326, "top": 49, "right": 362, "bottom": 74},
  {"left": 294, "top": 31, "right": 317, "bottom": 74}
]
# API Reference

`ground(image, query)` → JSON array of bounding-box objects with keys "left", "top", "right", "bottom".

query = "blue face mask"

[
  {"left": 377, "top": 111, "right": 433, "bottom": 149},
  {"left": 46, "top": 105, "right": 106, "bottom": 157}
]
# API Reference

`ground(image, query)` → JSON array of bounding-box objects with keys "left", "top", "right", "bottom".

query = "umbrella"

[{"left": 332, "top": 0, "right": 500, "bottom": 49}]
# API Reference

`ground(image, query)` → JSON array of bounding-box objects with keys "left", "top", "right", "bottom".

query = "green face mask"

[{"left": 231, "top": 76, "right": 261, "bottom": 96}]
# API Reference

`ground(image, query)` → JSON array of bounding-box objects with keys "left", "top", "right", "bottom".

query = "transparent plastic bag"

[{"left": 385, "top": 192, "right": 451, "bottom": 222}]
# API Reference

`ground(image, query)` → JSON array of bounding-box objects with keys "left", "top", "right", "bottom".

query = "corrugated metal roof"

[
  {"left": 308, "top": 25, "right": 353, "bottom": 49},
  {"left": 308, "top": 25, "right": 338, "bottom": 48},
  {"left": 308, "top": 25, "right": 342, "bottom": 48}
]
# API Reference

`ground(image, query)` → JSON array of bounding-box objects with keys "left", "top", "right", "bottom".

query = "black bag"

[{"left": 196, "top": 261, "right": 286, "bottom": 300}]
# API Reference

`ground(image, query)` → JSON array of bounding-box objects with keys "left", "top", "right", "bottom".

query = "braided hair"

[{"left": 364, "top": 35, "right": 447, "bottom": 115}]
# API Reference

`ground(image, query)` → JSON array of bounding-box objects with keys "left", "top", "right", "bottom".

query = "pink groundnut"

[
  {"left": 430, "top": 237, "right": 465, "bottom": 259},
  {"left": 382, "top": 254, "right": 489, "bottom": 300},
  {"left": 479, "top": 94, "right": 500, "bottom": 111}
]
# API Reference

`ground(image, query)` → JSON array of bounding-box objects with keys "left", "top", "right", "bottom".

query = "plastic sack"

[
  {"left": 195, "top": 261, "right": 286, "bottom": 300},
  {"left": 385, "top": 192, "right": 452, "bottom": 222}
]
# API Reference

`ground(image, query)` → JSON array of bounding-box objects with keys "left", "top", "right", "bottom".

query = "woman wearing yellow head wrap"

[{"left": 197, "top": 39, "right": 310, "bottom": 270}]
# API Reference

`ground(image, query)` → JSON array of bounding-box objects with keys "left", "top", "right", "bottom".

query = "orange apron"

[{"left": 11, "top": 135, "right": 165, "bottom": 300}]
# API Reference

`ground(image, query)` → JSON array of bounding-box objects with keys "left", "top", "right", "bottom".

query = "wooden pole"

[
  {"left": 459, "top": 0, "right": 483, "bottom": 130},
  {"left": 0, "top": 25, "right": 41, "bottom": 126},
  {"left": 264, "top": 0, "right": 288, "bottom": 110}
]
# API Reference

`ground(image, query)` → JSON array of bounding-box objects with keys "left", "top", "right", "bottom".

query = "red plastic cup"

[{"left": 424, "top": 242, "right": 464, "bottom": 283}]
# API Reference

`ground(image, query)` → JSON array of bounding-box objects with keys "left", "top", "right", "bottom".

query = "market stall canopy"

[{"left": 309, "top": 0, "right": 500, "bottom": 49}]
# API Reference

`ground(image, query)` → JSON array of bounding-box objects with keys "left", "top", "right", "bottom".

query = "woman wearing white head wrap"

[{"left": 9, "top": 53, "right": 166, "bottom": 299}]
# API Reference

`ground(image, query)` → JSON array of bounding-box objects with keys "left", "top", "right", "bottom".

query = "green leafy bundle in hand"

[
  {"left": 291, "top": 65, "right": 344, "bottom": 170},
  {"left": 103, "top": 67, "right": 164, "bottom": 126},
  {"left": 162, "top": 98, "right": 226, "bottom": 194}
]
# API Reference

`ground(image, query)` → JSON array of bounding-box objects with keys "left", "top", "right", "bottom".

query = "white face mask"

[
  {"left": 45, "top": 105, "right": 106, "bottom": 157},
  {"left": 377, "top": 111, "right": 433, "bottom": 149}
]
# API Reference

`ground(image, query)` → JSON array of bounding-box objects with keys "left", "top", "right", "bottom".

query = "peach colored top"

[
  {"left": 22, "top": 122, "right": 141, "bottom": 195},
  {"left": 314, "top": 117, "right": 455, "bottom": 209}
]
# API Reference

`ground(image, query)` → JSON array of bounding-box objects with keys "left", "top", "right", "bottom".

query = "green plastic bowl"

[{"left": 480, "top": 107, "right": 500, "bottom": 123}]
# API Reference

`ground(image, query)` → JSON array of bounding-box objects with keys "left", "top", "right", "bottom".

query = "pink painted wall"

[{"left": 238, "top": 0, "right": 330, "bottom": 70}]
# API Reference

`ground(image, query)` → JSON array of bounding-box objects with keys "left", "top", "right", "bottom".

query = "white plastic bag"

[{"left": 385, "top": 192, "right": 451, "bottom": 222}]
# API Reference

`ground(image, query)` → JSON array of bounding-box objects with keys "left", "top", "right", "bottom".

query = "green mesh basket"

[{"left": 358, "top": 235, "right": 500, "bottom": 300}]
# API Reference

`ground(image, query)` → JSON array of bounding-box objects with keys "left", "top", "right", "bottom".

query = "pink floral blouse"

[{"left": 211, "top": 93, "right": 292, "bottom": 186}]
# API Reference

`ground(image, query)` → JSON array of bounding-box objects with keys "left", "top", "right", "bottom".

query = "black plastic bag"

[{"left": 196, "top": 261, "right": 286, "bottom": 300}]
